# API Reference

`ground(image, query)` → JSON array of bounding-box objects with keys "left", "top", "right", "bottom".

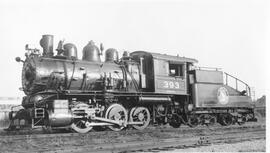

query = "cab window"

[{"left": 169, "top": 63, "right": 184, "bottom": 77}]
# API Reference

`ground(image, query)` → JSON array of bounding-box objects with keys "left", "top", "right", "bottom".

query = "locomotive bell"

[
  {"left": 82, "top": 40, "right": 101, "bottom": 62},
  {"left": 40, "top": 35, "right": 54, "bottom": 57},
  {"left": 63, "top": 43, "right": 78, "bottom": 59},
  {"left": 105, "top": 48, "right": 119, "bottom": 62}
]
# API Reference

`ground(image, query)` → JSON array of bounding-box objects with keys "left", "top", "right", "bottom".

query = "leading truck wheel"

[
  {"left": 71, "top": 119, "right": 93, "bottom": 133},
  {"left": 105, "top": 104, "right": 128, "bottom": 131},
  {"left": 129, "top": 107, "right": 150, "bottom": 130}
]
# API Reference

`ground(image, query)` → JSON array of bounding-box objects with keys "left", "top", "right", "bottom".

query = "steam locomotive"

[{"left": 7, "top": 35, "right": 256, "bottom": 133}]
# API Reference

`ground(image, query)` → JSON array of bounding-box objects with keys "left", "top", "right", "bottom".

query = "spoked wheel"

[
  {"left": 207, "top": 115, "right": 217, "bottom": 126},
  {"left": 42, "top": 119, "right": 53, "bottom": 134},
  {"left": 237, "top": 115, "right": 247, "bottom": 125},
  {"left": 129, "top": 107, "right": 151, "bottom": 130},
  {"left": 188, "top": 115, "right": 199, "bottom": 128},
  {"left": 105, "top": 103, "right": 128, "bottom": 131},
  {"left": 169, "top": 115, "right": 181, "bottom": 128},
  {"left": 219, "top": 114, "right": 233, "bottom": 126},
  {"left": 200, "top": 114, "right": 217, "bottom": 126},
  {"left": 71, "top": 119, "right": 93, "bottom": 133}
]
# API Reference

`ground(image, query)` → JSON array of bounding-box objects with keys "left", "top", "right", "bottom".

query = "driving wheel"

[
  {"left": 105, "top": 103, "right": 128, "bottom": 131},
  {"left": 129, "top": 107, "right": 150, "bottom": 130}
]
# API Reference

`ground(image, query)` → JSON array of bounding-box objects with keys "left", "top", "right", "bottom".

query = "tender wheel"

[
  {"left": 237, "top": 115, "right": 247, "bottom": 125},
  {"left": 71, "top": 119, "right": 93, "bottom": 133},
  {"left": 200, "top": 114, "right": 217, "bottom": 126},
  {"left": 207, "top": 115, "right": 217, "bottom": 126},
  {"left": 254, "top": 112, "right": 262, "bottom": 122},
  {"left": 129, "top": 107, "right": 150, "bottom": 130},
  {"left": 188, "top": 115, "right": 199, "bottom": 128},
  {"left": 219, "top": 114, "right": 233, "bottom": 126},
  {"left": 105, "top": 104, "right": 128, "bottom": 131}
]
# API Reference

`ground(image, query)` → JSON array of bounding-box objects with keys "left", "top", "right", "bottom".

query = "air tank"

[
  {"left": 82, "top": 40, "right": 101, "bottom": 62},
  {"left": 105, "top": 48, "right": 119, "bottom": 62},
  {"left": 63, "top": 43, "right": 78, "bottom": 59},
  {"left": 40, "top": 35, "right": 54, "bottom": 57}
]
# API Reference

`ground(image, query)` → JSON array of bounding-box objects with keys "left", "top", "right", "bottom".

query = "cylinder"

[
  {"left": 48, "top": 100, "right": 72, "bottom": 127},
  {"left": 82, "top": 40, "right": 101, "bottom": 62},
  {"left": 49, "top": 112, "right": 73, "bottom": 127},
  {"left": 40, "top": 35, "right": 54, "bottom": 57},
  {"left": 63, "top": 43, "right": 78, "bottom": 59},
  {"left": 105, "top": 48, "right": 119, "bottom": 62}
]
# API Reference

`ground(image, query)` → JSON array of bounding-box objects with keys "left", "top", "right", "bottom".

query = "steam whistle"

[{"left": 56, "top": 39, "right": 65, "bottom": 55}]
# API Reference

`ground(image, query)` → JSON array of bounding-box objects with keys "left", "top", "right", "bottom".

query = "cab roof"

[{"left": 131, "top": 51, "right": 198, "bottom": 63}]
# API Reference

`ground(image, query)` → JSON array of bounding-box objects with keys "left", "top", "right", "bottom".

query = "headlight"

[{"left": 33, "top": 95, "right": 43, "bottom": 102}]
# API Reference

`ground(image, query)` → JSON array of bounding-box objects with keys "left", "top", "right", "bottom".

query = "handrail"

[
  {"left": 196, "top": 66, "right": 222, "bottom": 71},
  {"left": 224, "top": 72, "right": 251, "bottom": 96}
]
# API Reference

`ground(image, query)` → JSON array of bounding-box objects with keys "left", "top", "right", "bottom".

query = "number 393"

[{"left": 163, "top": 81, "right": 180, "bottom": 89}]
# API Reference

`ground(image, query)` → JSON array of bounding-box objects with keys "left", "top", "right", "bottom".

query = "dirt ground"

[
  {"left": 168, "top": 139, "right": 266, "bottom": 152},
  {"left": 0, "top": 121, "right": 266, "bottom": 153}
]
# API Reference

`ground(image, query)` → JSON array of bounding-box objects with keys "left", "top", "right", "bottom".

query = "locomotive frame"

[{"left": 6, "top": 35, "right": 256, "bottom": 133}]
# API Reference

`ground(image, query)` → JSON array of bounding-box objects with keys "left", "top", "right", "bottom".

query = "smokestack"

[{"left": 40, "top": 35, "right": 54, "bottom": 57}]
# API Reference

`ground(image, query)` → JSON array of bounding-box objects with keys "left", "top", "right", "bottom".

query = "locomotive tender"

[{"left": 7, "top": 35, "right": 256, "bottom": 133}]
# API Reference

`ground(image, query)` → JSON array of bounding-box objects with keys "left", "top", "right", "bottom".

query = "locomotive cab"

[{"left": 130, "top": 51, "right": 197, "bottom": 94}]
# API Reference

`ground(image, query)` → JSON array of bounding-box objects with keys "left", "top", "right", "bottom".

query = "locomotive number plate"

[
  {"left": 157, "top": 80, "right": 185, "bottom": 90},
  {"left": 163, "top": 81, "right": 180, "bottom": 89}
]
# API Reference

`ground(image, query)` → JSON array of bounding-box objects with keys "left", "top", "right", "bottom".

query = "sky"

[{"left": 0, "top": 0, "right": 268, "bottom": 99}]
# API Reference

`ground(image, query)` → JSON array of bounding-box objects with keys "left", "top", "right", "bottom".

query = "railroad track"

[
  {"left": 0, "top": 121, "right": 264, "bottom": 136},
  {"left": 0, "top": 123, "right": 265, "bottom": 153}
]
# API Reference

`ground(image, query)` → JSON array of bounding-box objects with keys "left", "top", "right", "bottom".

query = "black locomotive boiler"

[{"left": 7, "top": 35, "right": 256, "bottom": 133}]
